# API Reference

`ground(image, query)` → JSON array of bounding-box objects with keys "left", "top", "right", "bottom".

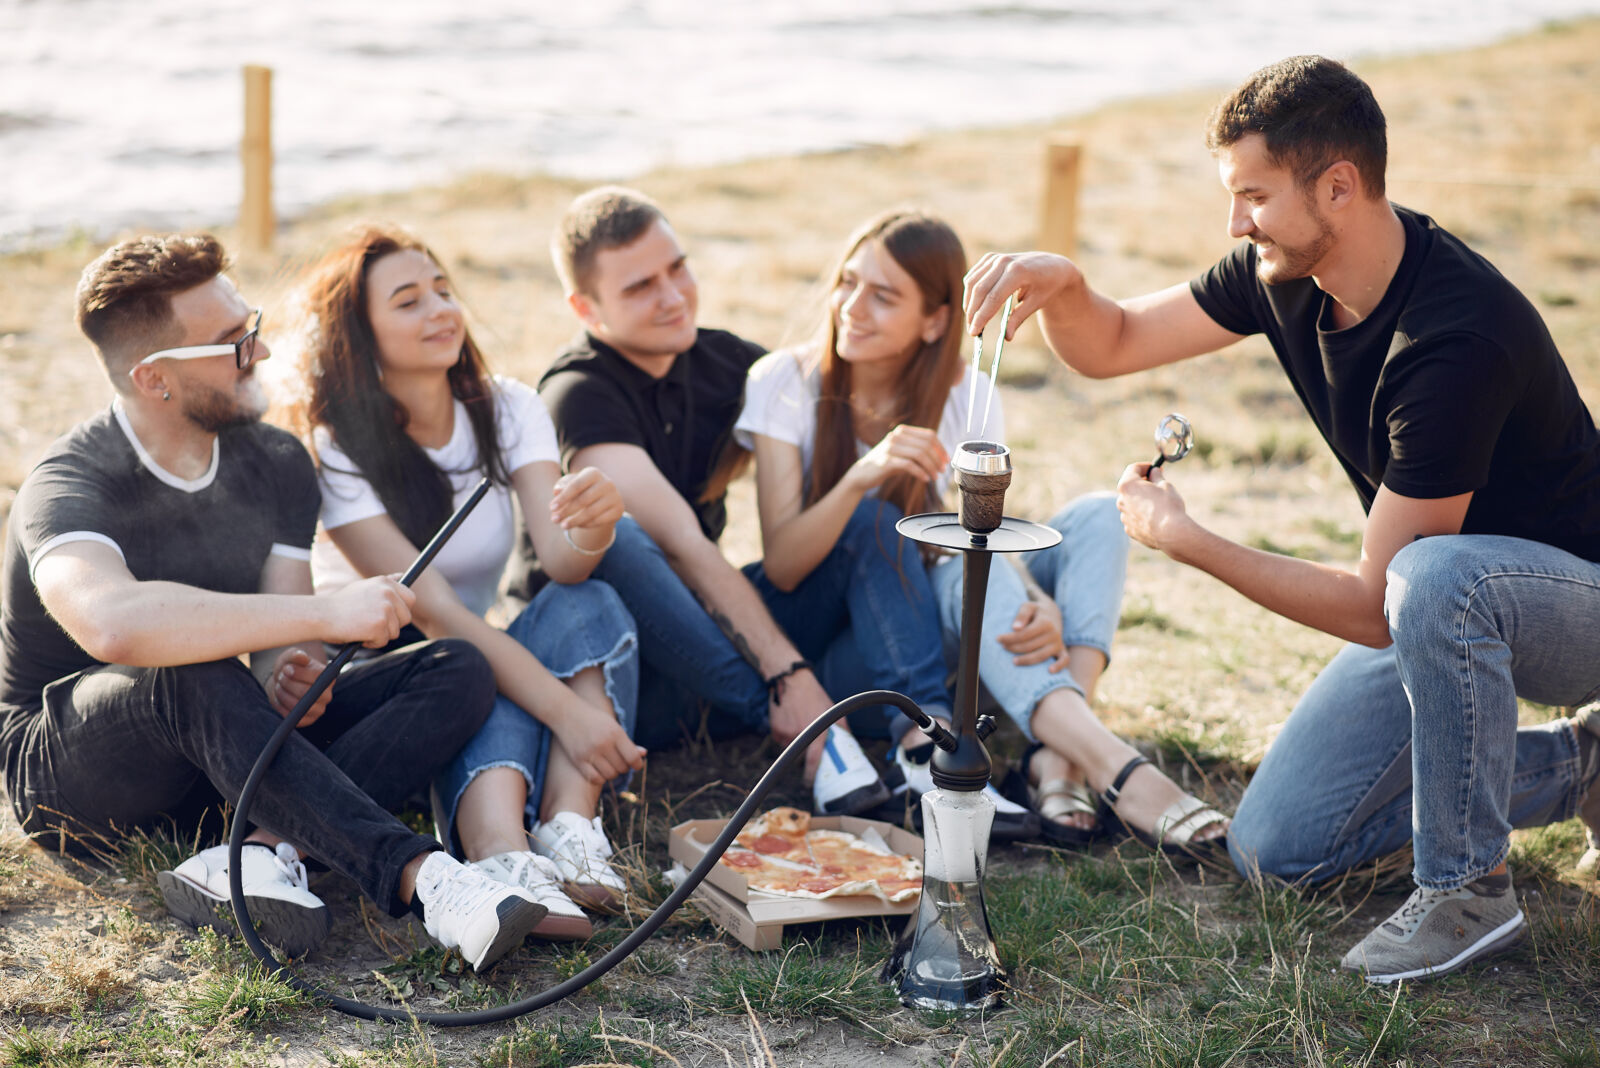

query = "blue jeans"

[
  {"left": 432, "top": 580, "right": 638, "bottom": 853},
  {"left": 745, "top": 498, "right": 952, "bottom": 739},
  {"left": 594, "top": 517, "right": 771, "bottom": 749},
  {"left": 598, "top": 504, "right": 951, "bottom": 750},
  {"left": 928, "top": 492, "right": 1128, "bottom": 740},
  {"left": 1228, "top": 534, "right": 1600, "bottom": 890}
]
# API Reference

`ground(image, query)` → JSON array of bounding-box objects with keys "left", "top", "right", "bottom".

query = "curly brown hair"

[{"left": 284, "top": 224, "right": 509, "bottom": 549}]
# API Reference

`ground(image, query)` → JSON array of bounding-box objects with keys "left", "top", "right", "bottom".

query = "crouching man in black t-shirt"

[
  {"left": 0, "top": 235, "right": 548, "bottom": 970},
  {"left": 964, "top": 56, "right": 1600, "bottom": 984}
]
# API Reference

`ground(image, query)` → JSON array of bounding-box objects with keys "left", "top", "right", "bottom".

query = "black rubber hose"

[{"left": 224, "top": 477, "right": 938, "bottom": 1025}]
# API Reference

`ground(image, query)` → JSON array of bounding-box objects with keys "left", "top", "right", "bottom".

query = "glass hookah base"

[{"left": 882, "top": 877, "right": 1005, "bottom": 1012}]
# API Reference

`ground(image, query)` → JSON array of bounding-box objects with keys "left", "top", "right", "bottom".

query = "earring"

[{"left": 162, "top": 390, "right": 171, "bottom": 402}]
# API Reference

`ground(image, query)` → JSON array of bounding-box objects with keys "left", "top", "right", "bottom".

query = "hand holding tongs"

[{"left": 965, "top": 294, "right": 1014, "bottom": 436}]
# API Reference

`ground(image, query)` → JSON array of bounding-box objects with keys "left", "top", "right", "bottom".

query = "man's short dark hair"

[
  {"left": 551, "top": 186, "right": 666, "bottom": 297},
  {"left": 75, "top": 233, "right": 230, "bottom": 381},
  {"left": 1206, "top": 55, "right": 1387, "bottom": 198}
]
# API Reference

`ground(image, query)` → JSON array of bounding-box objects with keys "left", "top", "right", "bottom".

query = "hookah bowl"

[{"left": 882, "top": 441, "right": 1062, "bottom": 1012}]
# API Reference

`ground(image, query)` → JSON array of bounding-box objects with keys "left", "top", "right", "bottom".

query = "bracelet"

[
  {"left": 764, "top": 658, "right": 813, "bottom": 703},
  {"left": 563, "top": 526, "right": 616, "bottom": 557}
]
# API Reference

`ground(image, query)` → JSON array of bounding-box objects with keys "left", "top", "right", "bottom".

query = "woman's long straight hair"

[
  {"left": 286, "top": 225, "right": 510, "bottom": 548},
  {"left": 806, "top": 210, "right": 967, "bottom": 520}
]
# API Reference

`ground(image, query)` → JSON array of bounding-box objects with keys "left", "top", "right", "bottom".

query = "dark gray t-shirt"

[
  {"left": 1190, "top": 205, "right": 1600, "bottom": 561},
  {"left": 0, "top": 407, "right": 319, "bottom": 758}
]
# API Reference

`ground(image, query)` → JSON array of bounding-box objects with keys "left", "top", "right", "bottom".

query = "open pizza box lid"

[{"left": 668, "top": 815, "right": 924, "bottom": 950}]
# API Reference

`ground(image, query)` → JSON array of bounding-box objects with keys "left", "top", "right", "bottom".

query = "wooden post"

[
  {"left": 1037, "top": 137, "right": 1081, "bottom": 258},
  {"left": 241, "top": 65, "right": 274, "bottom": 251}
]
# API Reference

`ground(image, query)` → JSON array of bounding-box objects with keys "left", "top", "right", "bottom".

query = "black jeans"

[{"left": 4, "top": 639, "right": 494, "bottom": 915}]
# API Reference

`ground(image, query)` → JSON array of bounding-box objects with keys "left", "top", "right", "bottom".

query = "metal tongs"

[{"left": 964, "top": 294, "right": 1014, "bottom": 436}]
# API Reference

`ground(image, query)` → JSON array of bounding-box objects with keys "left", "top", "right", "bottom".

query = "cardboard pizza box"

[{"left": 668, "top": 814, "right": 923, "bottom": 951}]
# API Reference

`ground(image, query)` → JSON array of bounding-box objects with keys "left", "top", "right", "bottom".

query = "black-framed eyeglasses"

[{"left": 129, "top": 308, "right": 262, "bottom": 376}]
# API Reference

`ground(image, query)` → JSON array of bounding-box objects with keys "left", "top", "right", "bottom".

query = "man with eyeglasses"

[{"left": 0, "top": 234, "right": 552, "bottom": 970}]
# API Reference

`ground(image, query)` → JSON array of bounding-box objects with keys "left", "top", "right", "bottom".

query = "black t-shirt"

[
  {"left": 538, "top": 328, "right": 766, "bottom": 542},
  {"left": 0, "top": 407, "right": 319, "bottom": 749},
  {"left": 1190, "top": 205, "right": 1600, "bottom": 561}
]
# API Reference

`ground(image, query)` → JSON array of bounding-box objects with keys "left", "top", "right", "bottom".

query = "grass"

[{"left": 3, "top": 16, "right": 1600, "bottom": 1068}]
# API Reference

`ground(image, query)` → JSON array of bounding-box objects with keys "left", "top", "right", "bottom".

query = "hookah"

[
  {"left": 881, "top": 439, "right": 1062, "bottom": 1012},
  {"left": 878, "top": 411, "right": 1195, "bottom": 1011},
  {"left": 220, "top": 415, "right": 1196, "bottom": 1025}
]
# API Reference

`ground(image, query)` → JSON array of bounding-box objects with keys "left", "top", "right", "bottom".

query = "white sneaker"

[
  {"left": 812, "top": 725, "right": 891, "bottom": 816},
  {"left": 886, "top": 743, "right": 1040, "bottom": 841},
  {"left": 158, "top": 842, "right": 330, "bottom": 958},
  {"left": 471, "top": 851, "right": 593, "bottom": 941},
  {"left": 412, "top": 851, "right": 546, "bottom": 971},
  {"left": 529, "top": 811, "right": 626, "bottom": 912}
]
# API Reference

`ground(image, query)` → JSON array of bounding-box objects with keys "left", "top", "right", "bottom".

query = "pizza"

[{"left": 715, "top": 807, "right": 923, "bottom": 903}]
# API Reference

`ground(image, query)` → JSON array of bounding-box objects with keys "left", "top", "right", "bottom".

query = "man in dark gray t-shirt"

[{"left": 0, "top": 234, "right": 546, "bottom": 971}]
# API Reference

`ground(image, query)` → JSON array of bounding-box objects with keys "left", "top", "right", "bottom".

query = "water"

[
  {"left": 3, "top": 0, "right": 1598, "bottom": 251},
  {"left": 882, "top": 876, "right": 1005, "bottom": 1011}
]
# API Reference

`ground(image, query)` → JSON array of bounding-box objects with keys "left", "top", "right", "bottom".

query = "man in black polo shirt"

[
  {"left": 1, "top": 234, "right": 547, "bottom": 970},
  {"left": 538, "top": 186, "right": 894, "bottom": 817},
  {"left": 964, "top": 56, "right": 1600, "bottom": 983}
]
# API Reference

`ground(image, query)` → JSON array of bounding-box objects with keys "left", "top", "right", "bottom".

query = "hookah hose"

[{"left": 225, "top": 478, "right": 946, "bottom": 1025}]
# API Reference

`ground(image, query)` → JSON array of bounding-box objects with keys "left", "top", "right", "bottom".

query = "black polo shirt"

[{"left": 539, "top": 329, "right": 765, "bottom": 542}]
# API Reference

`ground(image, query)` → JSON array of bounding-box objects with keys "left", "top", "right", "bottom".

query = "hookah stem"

[
  {"left": 233, "top": 687, "right": 926, "bottom": 1025},
  {"left": 953, "top": 549, "right": 995, "bottom": 743}
]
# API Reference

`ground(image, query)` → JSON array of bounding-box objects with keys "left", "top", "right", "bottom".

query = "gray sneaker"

[
  {"left": 1340, "top": 872, "right": 1526, "bottom": 984},
  {"left": 1573, "top": 702, "right": 1600, "bottom": 854}
]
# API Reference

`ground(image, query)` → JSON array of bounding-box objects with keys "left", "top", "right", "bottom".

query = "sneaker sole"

[
  {"left": 1360, "top": 911, "right": 1527, "bottom": 984},
  {"left": 157, "top": 871, "right": 331, "bottom": 958},
  {"left": 468, "top": 897, "right": 547, "bottom": 971},
  {"left": 814, "top": 780, "right": 893, "bottom": 817},
  {"left": 533, "top": 910, "right": 594, "bottom": 941}
]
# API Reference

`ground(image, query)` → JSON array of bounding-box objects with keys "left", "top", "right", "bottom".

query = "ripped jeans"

[{"left": 431, "top": 579, "right": 638, "bottom": 852}]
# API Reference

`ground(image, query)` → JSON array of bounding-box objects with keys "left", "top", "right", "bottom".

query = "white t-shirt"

[
  {"left": 312, "top": 376, "right": 558, "bottom": 619},
  {"left": 732, "top": 346, "right": 1006, "bottom": 499}
]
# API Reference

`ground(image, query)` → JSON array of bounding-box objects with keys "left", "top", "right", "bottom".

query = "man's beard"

[
  {"left": 1256, "top": 205, "right": 1335, "bottom": 286},
  {"left": 182, "top": 377, "right": 265, "bottom": 432}
]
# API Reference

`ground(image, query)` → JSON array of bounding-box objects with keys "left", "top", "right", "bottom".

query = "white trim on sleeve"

[
  {"left": 28, "top": 531, "right": 125, "bottom": 581},
  {"left": 269, "top": 543, "right": 312, "bottom": 561}
]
